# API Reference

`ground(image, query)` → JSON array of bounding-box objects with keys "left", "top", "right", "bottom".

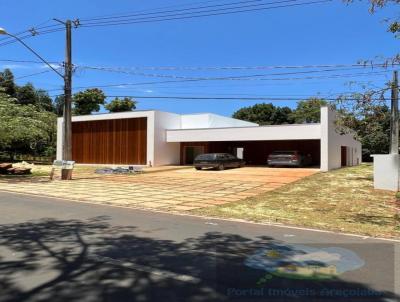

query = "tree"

[
  {"left": 0, "top": 90, "right": 56, "bottom": 159},
  {"left": 73, "top": 88, "right": 106, "bottom": 115},
  {"left": 232, "top": 103, "right": 294, "bottom": 125},
  {"left": 35, "top": 89, "right": 54, "bottom": 112},
  {"left": 15, "top": 83, "right": 37, "bottom": 106},
  {"left": 54, "top": 95, "right": 64, "bottom": 117},
  {"left": 105, "top": 97, "right": 137, "bottom": 113},
  {"left": 346, "top": 0, "right": 399, "bottom": 38},
  {"left": 290, "top": 98, "right": 327, "bottom": 123},
  {"left": 0, "top": 69, "right": 16, "bottom": 96}
]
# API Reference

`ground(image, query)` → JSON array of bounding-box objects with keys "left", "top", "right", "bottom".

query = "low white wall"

[
  {"left": 372, "top": 154, "right": 399, "bottom": 191},
  {"left": 167, "top": 124, "right": 321, "bottom": 142},
  {"left": 320, "top": 106, "right": 362, "bottom": 171}
]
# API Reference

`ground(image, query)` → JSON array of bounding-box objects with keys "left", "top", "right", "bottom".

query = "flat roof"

[{"left": 166, "top": 122, "right": 320, "bottom": 131}]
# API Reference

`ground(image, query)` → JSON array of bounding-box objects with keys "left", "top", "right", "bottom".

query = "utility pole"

[
  {"left": 54, "top": 19, "right": 73, "bottom": 180},
  {"left": 390, "top": 70, "right": 399, "bottom": 154},
  {"left": 62, "top": 20, "right": 73, "bottom": 180}
]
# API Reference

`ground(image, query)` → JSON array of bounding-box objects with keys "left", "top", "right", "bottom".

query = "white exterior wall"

[
  {"left": 56, "top": 118, "right": 63, "bottom": 161},
  {"left": 372, "top": 154, "right": 399, "bottom": 191},
  {"left": 166, "top": 124, "right": 321, "bottom": 142},
  {"left": 320, "top": 106, "right": 362, "bottom": 171},
  {"left": 153, "top": 111, "right": 181, "bottom": 166},
  {"left": 181, "top": 113, "right": 257, "bottom": 129}
]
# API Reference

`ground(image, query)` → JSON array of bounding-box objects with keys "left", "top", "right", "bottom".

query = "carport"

[
  {"left": 180, "top": 140, "right": 320, "bottom": 166},
  {"left": 166, "top": 106, "right": 361, "bottom": 171}
]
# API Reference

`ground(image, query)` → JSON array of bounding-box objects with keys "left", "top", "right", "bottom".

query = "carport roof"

[{"left": 166, "top": 123, "right": 322, "bottom": 142}]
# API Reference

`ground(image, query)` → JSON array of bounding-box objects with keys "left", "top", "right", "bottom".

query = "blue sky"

[{"left": 0, "top": 0, "right": 398, "bottom": 116}]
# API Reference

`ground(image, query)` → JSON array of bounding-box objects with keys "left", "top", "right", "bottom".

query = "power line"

[
  {"left": 0, "top": 59, "right": 60, "bottom": 64},
  {"left": 76, "top": 67, "right": 393, "bottom": 83},
  {"left": 79, "top": 0, "right": 332, "bottom": 28},
  {"left": 78, "top": 65, "right": 393, "bottom": 80},
  {"left": 0, "top": 0, "right": 329, "bottom": 48},
  {"left": 81, "top": 0, "right": 293, "bottom": 23},
  {"left": 14, "top": 69, "right": 54, "bottom": 80},
  {"left": 80, "top": 0, "right": 256, "bottom": 21},
  {"left": 49, "top": 93, "right": 389, "bottom": 101},
  {"left": 45, "top": 69, "right": 392, "bottom": 93},
  {"left": 84, "top": 63, "right": 399, "bottom": 71},
  {"left": 0, "top": 27, "right": 65, "bottom": 48}
]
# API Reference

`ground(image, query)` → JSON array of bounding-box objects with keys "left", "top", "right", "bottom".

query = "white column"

[{"left": 320, "top": 106, "right": 329, "bottom": 172}]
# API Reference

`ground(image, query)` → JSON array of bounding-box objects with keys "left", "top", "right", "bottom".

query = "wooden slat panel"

[{"left": 72, "top": 117, "right": 147, "bottom": 165}]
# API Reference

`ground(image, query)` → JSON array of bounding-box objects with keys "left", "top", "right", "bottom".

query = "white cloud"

[
  {"left": 40, "top": 63, "right": 62, "bottom": 69},
  {"left": 0, "top": 64, "right": 30, "bottom": 69}
]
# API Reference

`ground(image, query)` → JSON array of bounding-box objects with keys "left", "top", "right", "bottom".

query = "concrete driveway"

[{"left": 0, "top": 166, "right": 318, "bottom": 212}]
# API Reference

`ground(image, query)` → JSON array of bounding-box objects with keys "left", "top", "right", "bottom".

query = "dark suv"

[
  {"left": 267, "top": 151, "right": 312, "bottom": 167},
  {"left": 194, "top": 153, "right": 244, "bottom": 170}
]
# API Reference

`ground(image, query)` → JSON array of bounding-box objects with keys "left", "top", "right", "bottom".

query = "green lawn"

[{"left": 191, "top": 164, "right": 400, "bottom": 239}]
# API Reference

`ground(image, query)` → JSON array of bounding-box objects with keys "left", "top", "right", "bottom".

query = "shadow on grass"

[
  {"left": 0, "top": 216, "right": 397, "bottom": 302},
  {"left": 351, "top": 213, "right": 395, "bottom": 227}
]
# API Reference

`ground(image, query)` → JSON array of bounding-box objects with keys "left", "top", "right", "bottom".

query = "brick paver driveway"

[{"left": 0, "top": 167, "right": 318, "bottom": 212}]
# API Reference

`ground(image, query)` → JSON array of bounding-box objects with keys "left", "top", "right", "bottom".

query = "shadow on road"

[{"left": 0, "top": 216, "right": 397, "bottom": 302}]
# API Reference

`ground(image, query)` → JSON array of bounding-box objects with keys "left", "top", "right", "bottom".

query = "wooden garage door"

[{"left": 72, "top": 118, "right": 147, "bottom": 165}]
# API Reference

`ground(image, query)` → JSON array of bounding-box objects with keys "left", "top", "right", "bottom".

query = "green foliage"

[
  {"left": 35, "top": 89, "right": 54, "bottom": 112},
  {"left": 338, "top": 104, "right": 391, "bottom": 161},
  {"left": 232, "top": 99, "right": 327, "bottom": 125},
  {"left": 54, "top": 95, "right": 64, "bottom": 117},
  {"left": 0, "top": 69, "right": 16, "bottom": 96},
  {"left": 105, "top": 97, "right": 137, "bottom": 113},
  {"left": 290, "top": 98, "right": 327, "bottom": 123},
  {"left": 0, "top": 91, "right": 57, "bottom": 158},
  {"left": 346, "top": 0, "right": 399, "bottom": 38},
  {"left": 232, "top": 103, "right": 294, "bottom": 125},
  {"left": 15, "top": 83, "right": 37, "bottom": 106},
  {"left": 73, "top": 88, "right": 106, "bottom": 115}
]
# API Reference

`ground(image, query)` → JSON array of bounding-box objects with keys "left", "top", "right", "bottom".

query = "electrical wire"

[
  {"left": 80, "top": 0, "right": 331, "bottom": 28},
  {"left": 81, "top": 0, "right": 294, "bottom": 23},
  {"left": 0, "top": 59, "right": 61, "bottom": 64},
  {"left": 44, "top": 69, "right": 392, "bottom": 93},
  {"left": 78, "top": 65, "right": 393, "bottom": 81},
  {"left": 49, "top": 93, "right": 389, "bottom": 101},
  {"left": 14, "top": 69, "right": 53, "bottom": 80}
]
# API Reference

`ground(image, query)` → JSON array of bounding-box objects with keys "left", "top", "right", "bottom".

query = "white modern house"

[{"left": 56, "top": 105, "right": 361, "bottom": 171}]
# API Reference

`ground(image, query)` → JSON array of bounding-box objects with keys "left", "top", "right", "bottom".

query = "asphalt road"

[{"left": 0, "top": 192, "right": 398, "bottom": 302}]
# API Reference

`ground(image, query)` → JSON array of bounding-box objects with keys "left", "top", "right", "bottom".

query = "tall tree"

[
  {"left": 15, "top": 83, "right": 37, "bottom": 106},
  {"left": 105, "top": 97, "right": 137, "bottom": 113},
  {"left": 35, "top": 89, "right": 54, "bottom": 112},
  {"left": 290, "top": 98, "right": 327, "bottom": 123},
  {"left": 54, "top": 95, "right": 64, "bottom": 117},
  {"left": 73, "top": 88, "right": 106, "bottom": 115},
  {"left": 0, "top": 69, "right": 16, "bottom": 96},
  {"left": 338, "top": 104, "right": 391, "bottom": 161},
  {"left": 232, "top": 103, "right": 293, "bottom": 125}
]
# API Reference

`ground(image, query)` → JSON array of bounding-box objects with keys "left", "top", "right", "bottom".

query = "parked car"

[
  {"left": 267, "top": 151, "right": 312, "bottom": 167},
  {"left": 194, "top": 153, "right": 245, "bottom": 170}
]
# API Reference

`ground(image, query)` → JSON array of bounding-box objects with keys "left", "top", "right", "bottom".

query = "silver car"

[{"left": 267, "top": 151, "right": 312, "bottom": 167}]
